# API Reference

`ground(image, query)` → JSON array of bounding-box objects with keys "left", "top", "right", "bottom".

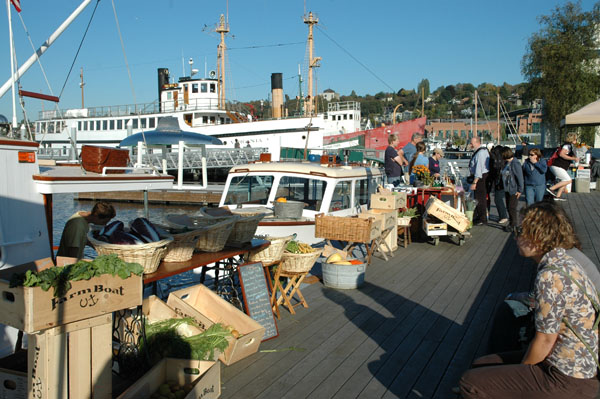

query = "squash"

[
  {"left": 334, "top": 261, "right": 352, "bottom": 265},
  {"left": 326, "top": 253, "right": 343, "bottom": 263}
]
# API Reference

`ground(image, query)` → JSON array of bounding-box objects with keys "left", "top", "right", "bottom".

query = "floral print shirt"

[{"left": 535, "top": 248, "right": 599, "bottom": 379}]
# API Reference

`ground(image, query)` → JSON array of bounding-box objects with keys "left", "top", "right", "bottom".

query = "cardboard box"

[
  {"left": 0, "top": 368, "right": 26, "bottom": 399},
  {"left": 358, "top": 209, "right": 396, "bottom": 231},
  {"left": 370, "top": 192, "right": 407, "bottom": 210},
  {"left": 575, "top": 178, "right": 590, "bottom": 193},
  {"left": 117, "top": 358, "right": 220, "bottom": 399},
  {"left": 0, "top": 257, "right": 142, "bottom": 333},
  {"left": 425, "top": 197, "right": 469, "bottom": 233},
  {"left": 167, "top": 284, "right": 265, "bottom": 366}
]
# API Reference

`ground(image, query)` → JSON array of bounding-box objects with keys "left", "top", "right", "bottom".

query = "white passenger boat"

[
  {"left": 219, "top": 161, "right": 383, "bottom": 243},
  {"left": 32, "top": 12, "right": 361, "bottom": 160}
]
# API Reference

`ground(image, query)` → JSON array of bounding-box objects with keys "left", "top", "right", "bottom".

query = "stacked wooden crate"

[{"left": 0, "top": 256, "right": 143, "bottom": 399}]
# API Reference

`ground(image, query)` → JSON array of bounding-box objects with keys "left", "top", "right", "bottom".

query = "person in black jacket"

[{"left": 489, "top": 145, "right": 509, "bottom": 225}]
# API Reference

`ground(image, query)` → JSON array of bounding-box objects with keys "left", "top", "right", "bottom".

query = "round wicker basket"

[
  {"left": 248, "top": 234, "right": 295, "bottom": 264},
  {"left": 280, "top": 249, "right": 322, "bottom": 273},
  {"left": 155, "top": 225, "right": 207, "bottom": 262},
  {"left": 87, "top": 232, "right": 173, "bottom": 274}
]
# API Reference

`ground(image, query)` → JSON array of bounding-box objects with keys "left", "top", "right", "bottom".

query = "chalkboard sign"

[{"left": 238, "top": 262, "right": 279, "bottom": 341}]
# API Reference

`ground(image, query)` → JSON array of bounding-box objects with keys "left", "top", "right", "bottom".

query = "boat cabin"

[{"left": 219, "top": 162, "right": 382, "bottom": 243}]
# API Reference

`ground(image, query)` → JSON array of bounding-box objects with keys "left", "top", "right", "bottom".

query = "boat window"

[
  {"left": 110, "top": 120, "right": 115, "bottom": 130},
  {"left": 78, "top": 121, "right": 82, "bottom": 131},
  {"left": 83, "top": 121, "right": 88, "bottom": 131},
  {"left": 344, "top": 114, "right": 347, "bottom": 120},
  {"left": 141, "top": 118, "right": 147, "bottom": 128},
  {"left": 203, "top": 116, "right": 208, "bottom": 124},
  {"left": 277, "top": 176, "right": 327, "bottom": 211},
  {"left": 192, "top": 83, "right": 198, "bottom": 93},
  {"left": 132, "top": 119, "right": 139, "bottom": 129},
  {"left": 95, "top": 121, "right": 101, "bottom": 130},
  {"left": 210, "top": 84, "right": 216, "bottom": 93},
  {"left": 210, "top": 116, "right": 216, "bottom": 124},
  {"left": 329, "top": 181, "right": 351, "bottom": 212},
  {"left": 349, "top": 114, "right": 353, "bottom": 120},
  {"left": 117, "top": 120, "right": 123, "bottom": 129},
  {"left": 201, "top": 83, "right": 207, "bottom": 93},
  {"left": 223, "top": 175, "right": 274, "bottom": 206},
  {"left": 220, "top": 118, "right": 224, "bottom": 124},
  {"left": 149, "top": 118, "right": 156, "bottom": 128},
  {"left": 355, "top": 180, "right": 370, "bottom": 207},
  {"left": 167, "top": 92, "right": 172, "bottom": 100},
  {"left": 102, "top": 120, "right": 108, "bottom": 130}
]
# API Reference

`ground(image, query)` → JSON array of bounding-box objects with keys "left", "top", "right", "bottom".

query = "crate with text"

[
  {"left": 0, "top": 257, "right": 142, "bottom": 333},
  {"left": 370, "top": 192, "right": 407, "bottom": 210},
  {"left": 425, "top": 197, "right": 469, "bottom": 233}
]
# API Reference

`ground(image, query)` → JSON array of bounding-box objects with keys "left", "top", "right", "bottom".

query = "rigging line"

[
  {"left": 316, "top": 25, "right": 394, "bottom": 92},
  {"left": 476, "top": 94, "right": 493, "bottom": 133},
  {"left": 16, "top": 13, "right": 57, "bottom": 101},
  {"left": 58, "top": 0, "right": 100, "bottom": 100},
  {"left": 229, "top": 41, "right": 304, "bottom": 50}
]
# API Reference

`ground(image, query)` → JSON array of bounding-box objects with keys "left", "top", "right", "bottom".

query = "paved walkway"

[{"left": 221, "top": 191, "right": 600, "bottom": 398}]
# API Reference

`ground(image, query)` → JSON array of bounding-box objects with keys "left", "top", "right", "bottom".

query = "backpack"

[{"left": 547, "top": 147, "right": 560, "bottom": 167}]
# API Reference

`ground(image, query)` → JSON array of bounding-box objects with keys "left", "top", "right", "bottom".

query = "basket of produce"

[
  {"left": 88, "top": 218, "right": 173, "bottom": 274},
  {"left": 200, "top": 207, "right": 266, "bottom": 246},
  {"left": 279, "top": 241, "right": 322, "bottom": 273},
  {"left": 166, "top": 214, "right": 238, "bottom": 252},
  {"left": 315, "top": 213, "right": 379, "bottom": 243},
  {"left": 247, "top": 234, "right": 295, "bottom": 264},
  {"left": 154, "top": 224, "right": 208, "bottom": 262}
]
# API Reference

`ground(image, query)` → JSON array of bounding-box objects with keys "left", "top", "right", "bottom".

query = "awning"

[
  {"left": 118, "top": 116, "right": 222, "bottom": 146},
  {"left": 563, "top": 99, "right": 600, "bottom": 126}
]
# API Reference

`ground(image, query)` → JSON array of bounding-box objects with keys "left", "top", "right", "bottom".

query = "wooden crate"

[
  {"left": 370, "top": 193, "right": 406, "bottom": 210},
  {"left": 0, "top": 257, "right": 142, "bottom": 333},
  {"left": 0, "top": 367, "right": 27, "bottom": 399},
  {"left": 167, "top": 284, "right": 265, "bottom": 366},
  {"left": 425, "top": 197, "right": 469, "bottom": 233},
  {"left": 358, "top": 209, "right": 396, "bottom": 231},
  {"left": 28, "top": 314, "right": 113, "bottom": 399},
  {"left": 117, "top": 358, "right": 220, "bottom": 399}
]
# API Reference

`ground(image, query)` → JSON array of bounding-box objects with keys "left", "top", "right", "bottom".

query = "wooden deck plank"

[{"left": 217, "top": 192, "right": 600, "bottom": 399}]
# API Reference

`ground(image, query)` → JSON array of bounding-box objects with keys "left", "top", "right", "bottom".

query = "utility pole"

[
  {"left": 497, "top": 92, "right": 500, "bottom": 144},
  {"left": 474, "top": 90, "right": 478, "bottom": 139},
  {"left": 79, "top": 67, "right": 85, "bottom": 108}
]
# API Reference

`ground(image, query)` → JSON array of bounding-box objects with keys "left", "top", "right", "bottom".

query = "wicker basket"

[
  {"left": 155, "top": 225, "right": 207, "bottom": 262},
  {"left": 199, "top": 208, "right": 266, "bottom": 246},
  {"left": 166, "top": 214, "right": 238, "bottom": 252},
  {"left": 315, "top": 213, "right": 379, "bottom": 243},
  {"left": 280, "top": 249, "right": 322, "bottom": 273},
  {"left": 87, "top": 232, "right": 173, "bottom": 274},
  {"left": 248, "top": 234, "right": 295, "bottom": 264}
]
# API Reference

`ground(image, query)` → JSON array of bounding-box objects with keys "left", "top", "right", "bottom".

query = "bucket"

[
  {"left": 273, "top": 201, "right": 305, "bottom": 219},
  {"left": 322, "top": 261, "right": 366, "bottom": 289},
  {"left": 465, "top": 210, "right": 474, "bottom": 223}
]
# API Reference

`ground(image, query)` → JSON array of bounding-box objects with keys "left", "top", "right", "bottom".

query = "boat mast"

[
  {"left": 80, "top": 67, "right": 85, "bottom": 108},
  {"left": 297, "top": 64, "right": 304, "bottom": 115},
  {"left": 304, "top": 12, "right": 321, "bottom": 116},
  {"left": 216, "top": 14, "right": 229, "bottom": 110},
  {"left": 0, "top": 0, "right": 93, "bottom": 99},
  {"left": 6, "top": 0, "right": 18, "bottom": 133}
]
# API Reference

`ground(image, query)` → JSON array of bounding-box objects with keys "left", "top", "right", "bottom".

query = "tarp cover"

[
  {"left": 564, "top": 99, "right": 600, "bottom": 126},
  {"left": 118, "top": 116, "right": 222, "bottom": 146}
]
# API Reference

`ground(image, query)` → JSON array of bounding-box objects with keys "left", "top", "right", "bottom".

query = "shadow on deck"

[{"left": 221, "top": 191, "right": 600, "bottom": 398}]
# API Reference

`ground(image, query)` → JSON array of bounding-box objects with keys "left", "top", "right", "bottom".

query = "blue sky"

[{"left": 1, "top": 0, "right": 598, "bottom": 122}]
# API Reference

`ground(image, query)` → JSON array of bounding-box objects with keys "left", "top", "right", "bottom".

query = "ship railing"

[
  {"left": 141, "top": 147, "right": 268, "bottom": 170},
  {"left": 327, "top": 101, "right": 360, "bottom": 112}
]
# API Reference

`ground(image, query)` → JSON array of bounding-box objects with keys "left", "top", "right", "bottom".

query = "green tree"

[
  {"left": 417, "top": 78, "right": 430, "bottom": 98},
  {"left": 522, "top": 1, "right": 600, "bottom": 143}
]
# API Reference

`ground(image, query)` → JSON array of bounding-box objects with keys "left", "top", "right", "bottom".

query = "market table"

[{"left": 406, "top": 187, "right": 458, "bottom": 209}]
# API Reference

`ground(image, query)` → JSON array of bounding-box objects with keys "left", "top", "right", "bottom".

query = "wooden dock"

[
  {"left": 76, "top": 186, "right": 224, "bottom": 204},
  {"left": 219, "top": 191, "right": 600, "bottom": 398}
]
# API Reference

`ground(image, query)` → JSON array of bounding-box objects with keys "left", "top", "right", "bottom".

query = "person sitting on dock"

[
  {"left": 57, "top": 201, "right": 116, "bottom": 260},
  {"left": 459, "top": 201, "right": 600, "bottom": 398}
]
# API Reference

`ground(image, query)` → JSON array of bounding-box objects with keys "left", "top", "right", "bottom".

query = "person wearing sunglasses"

[{"left": 459, "top": 202, "right": 600, "bottom": 398}]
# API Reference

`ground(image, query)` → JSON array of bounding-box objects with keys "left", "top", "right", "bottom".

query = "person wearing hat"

[{"left": 429, "top": 148, "right": 444, "bottom": 177}]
